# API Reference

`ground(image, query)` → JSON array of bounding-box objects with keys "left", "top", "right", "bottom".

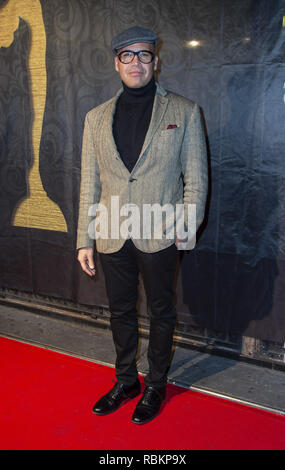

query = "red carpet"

[{"left": 0, "top": 336, "right": 284, "bottom": 450}]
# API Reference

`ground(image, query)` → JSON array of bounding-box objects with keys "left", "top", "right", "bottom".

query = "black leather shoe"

[
  {"left": 93, "top": 380, "right": 141, "bottom": 415},
  {"left": 132, "top": 386, "right": 166, "bottom": 424}
]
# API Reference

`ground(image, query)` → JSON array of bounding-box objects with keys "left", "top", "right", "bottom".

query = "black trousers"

[{"left": 99, "top": 239, "right": 178, "bottom": 388}]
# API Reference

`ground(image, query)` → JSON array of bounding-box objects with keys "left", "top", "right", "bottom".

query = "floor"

[
  {"left": 2, "top": 335, "right": 284, "bottom": 450},
  {"left": 0, "top": 302, "right": 284, "bottom": 415}
]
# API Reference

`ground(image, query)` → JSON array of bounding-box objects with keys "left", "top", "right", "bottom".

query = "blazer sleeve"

[
  {"left": 180, "top": 102, "right": 208, "bottom": 234},
  {"left": 76, "top": 113, "right": 102, "bottom": 250}
]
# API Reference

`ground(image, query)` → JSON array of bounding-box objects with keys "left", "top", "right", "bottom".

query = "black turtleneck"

[{"left": 113, "top": 76, "right": 156, "bottom": 173}]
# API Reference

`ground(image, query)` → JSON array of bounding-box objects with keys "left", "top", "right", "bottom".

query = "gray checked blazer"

[{"left": 76, "top": 82, "right": 208, "bottom": 253}]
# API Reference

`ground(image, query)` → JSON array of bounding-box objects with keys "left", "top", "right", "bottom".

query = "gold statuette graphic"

[{"left": 0, "top": 0, "right": 67, "bottom": 231}]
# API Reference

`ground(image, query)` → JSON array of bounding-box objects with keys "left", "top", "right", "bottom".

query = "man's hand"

[
  {"left": 175, "top": 238, "right": 181, "bottom": 249},
  {"left": 77, "top": 248, "right": 96, "bottom": 277},
  {"left": 175, "top": 238, "right": 185, "bottom": 249}
]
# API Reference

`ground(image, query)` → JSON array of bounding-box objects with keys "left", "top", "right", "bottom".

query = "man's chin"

[{"left": 123, "top": 75, "right": 152, "bottom": 89}]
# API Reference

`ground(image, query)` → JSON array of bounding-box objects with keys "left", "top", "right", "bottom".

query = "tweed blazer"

[{"left": 76, "top": 82, "right": 208, "bottom": 253}]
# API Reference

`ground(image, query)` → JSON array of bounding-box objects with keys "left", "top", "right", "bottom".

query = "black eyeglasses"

[{"left": 117, "top": 50, "right": 155, "bottom": 64}]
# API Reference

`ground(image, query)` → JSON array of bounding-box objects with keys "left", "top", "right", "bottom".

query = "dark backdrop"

[{"left": 0, "top": 0, "right": 285, "bottom": 343}]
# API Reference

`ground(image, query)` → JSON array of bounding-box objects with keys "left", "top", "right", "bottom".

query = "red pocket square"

[{"left": 167, "top": 124, "right": 178, "bottom": 129}]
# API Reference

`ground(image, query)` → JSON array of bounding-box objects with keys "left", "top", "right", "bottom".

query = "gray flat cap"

[{"left": 111, "top": 26, "right": 158, "bottom": 54}]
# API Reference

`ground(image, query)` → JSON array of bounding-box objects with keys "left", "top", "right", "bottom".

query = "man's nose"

[{"left": 132, "top": 54, "right": 140, "bottom": 65}]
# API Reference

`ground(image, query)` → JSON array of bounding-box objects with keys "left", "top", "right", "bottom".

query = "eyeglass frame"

[{"left": 116, "top": 49, "right": 155, "bottom": 64}]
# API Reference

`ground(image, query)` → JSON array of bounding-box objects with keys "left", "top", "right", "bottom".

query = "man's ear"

[
  {"left": 154, "top": 55, "right": 158, "bottom": 72},
  {"left": 114, "top": 56, "right": 120, "bottom": 73}
]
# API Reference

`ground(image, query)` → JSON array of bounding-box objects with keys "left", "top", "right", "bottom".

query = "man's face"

[{"left": 114, "top": 42, "right": 158, "bottom": 88}]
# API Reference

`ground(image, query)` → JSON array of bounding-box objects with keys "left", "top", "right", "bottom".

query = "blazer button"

[{"left": 129, "top": 177, "right": 137, "bottom": 182}]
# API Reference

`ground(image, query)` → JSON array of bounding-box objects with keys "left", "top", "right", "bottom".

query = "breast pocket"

[
  {"left": 155, "top": 126, "right": 183, "bottom": 153},
  {"left": 160, "top": 126, "right": 181, "bottom": 135}
]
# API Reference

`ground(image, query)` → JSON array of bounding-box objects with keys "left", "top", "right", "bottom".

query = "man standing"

[{"left": 77, "top": 26, "right": 208, "bottom": 424}]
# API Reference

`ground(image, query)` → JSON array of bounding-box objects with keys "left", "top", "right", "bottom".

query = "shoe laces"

[
  {"left": 110, "top": 381, "right": 125, "bottom": 400},
  {"left": 142, "top": 386, "right": 161, "bottom": 403}
]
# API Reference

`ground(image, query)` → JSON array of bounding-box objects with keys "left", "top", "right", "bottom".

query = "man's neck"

[{"left": 121, "top": 76, "right": 156, "bottom": 102}]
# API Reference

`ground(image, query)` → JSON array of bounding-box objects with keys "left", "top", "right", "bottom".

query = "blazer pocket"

[
  {"left": 160, "top": 126, "right": 181, "bottom": 135},
  {"left": 158, "top": 127, "right": 182, "bottom": 146}
]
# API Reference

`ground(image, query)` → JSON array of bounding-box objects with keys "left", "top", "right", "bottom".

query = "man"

[{"left": 77, "top": 26, "right": 208, "bottom": 424}]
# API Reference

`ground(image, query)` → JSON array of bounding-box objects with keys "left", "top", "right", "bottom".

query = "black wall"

[{"left": 0, "top": 0, "right": 285, "bottom": 343}]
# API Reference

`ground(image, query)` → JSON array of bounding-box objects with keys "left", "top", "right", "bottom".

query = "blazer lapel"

[
  {"left": 133, "top": 84, "right": 169, "bottom": 171},
  {"left": 103, "top": 88, "right": 132, "bottom": 176},
  {"left": 105, "top": 88, "right": 122, "bottom": 159}
]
